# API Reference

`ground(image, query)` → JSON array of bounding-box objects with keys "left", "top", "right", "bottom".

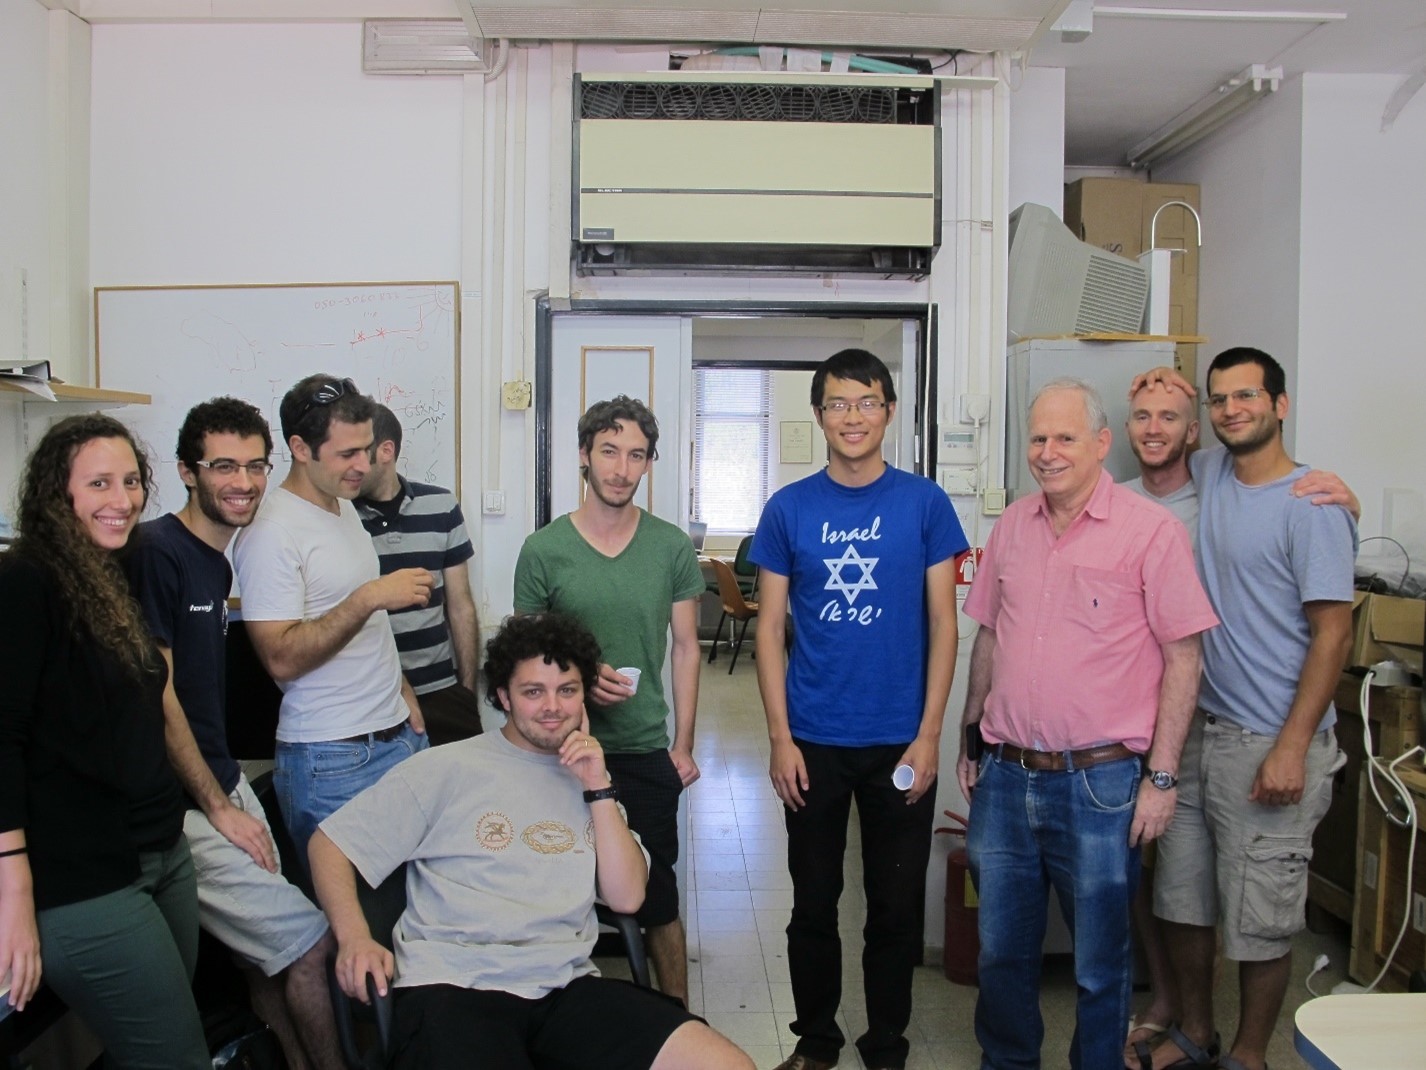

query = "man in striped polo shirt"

[{"left": 357, "top": 404, "right": 483, "bottom": 745}]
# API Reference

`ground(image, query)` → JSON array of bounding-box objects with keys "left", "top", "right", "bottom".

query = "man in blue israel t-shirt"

[{"left": 750, "top": 348, "right": 966, "bottom": 1070}]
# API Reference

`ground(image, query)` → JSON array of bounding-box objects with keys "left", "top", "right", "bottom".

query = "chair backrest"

[
  {"left": 732, "top": 534, "right": 755, "bottom": 577},
  {"left": 711, "top": 558, "right": 754, "bottom": 615}
]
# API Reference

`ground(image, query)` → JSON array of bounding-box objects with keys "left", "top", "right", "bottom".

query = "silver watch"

[{"left": 1145, "top": 769, "right": 1178, "bottom": 791}]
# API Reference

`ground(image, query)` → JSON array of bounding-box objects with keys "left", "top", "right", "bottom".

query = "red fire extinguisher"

[{"left": 935, "top": 810, "right": 979, "bottom": 986}]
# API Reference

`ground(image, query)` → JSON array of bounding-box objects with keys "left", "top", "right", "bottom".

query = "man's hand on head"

[{"left": 1129, "top": 366, "right": 1195, "bottom": 400}]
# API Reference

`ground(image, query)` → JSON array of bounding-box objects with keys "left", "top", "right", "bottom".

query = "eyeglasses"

[
  {"left": 193, "top": 460, "right": 274, "bottom": 478},
  {"left": 1204, "top": 388, "right": 1269, "bottom": 410},
  {"left": 819, "top": 399, "right": 887, "bottom": 416},
  {"left": 292, "top": 378, "right": 359, "bottom": 425}
]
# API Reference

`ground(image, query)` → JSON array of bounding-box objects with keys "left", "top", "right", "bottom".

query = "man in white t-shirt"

[{"left": 233, "top": 374, "right": 435, "bottom": 862}]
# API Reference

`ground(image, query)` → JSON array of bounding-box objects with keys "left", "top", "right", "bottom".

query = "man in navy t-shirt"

[
  {"left": 126, "top": 397, "right": 341, "bottom": 1069},
  {"left": 751, "top": 349, "right": 966, "bottom": 1070}
]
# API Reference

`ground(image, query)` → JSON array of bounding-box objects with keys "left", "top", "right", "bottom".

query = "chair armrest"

[{"left": 595, "top": 904, "right": 652, "bottom": 989}]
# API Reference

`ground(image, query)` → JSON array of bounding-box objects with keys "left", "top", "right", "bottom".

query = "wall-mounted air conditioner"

[{"left": 573, "top": 72, "right": 940, "bottom": 277}]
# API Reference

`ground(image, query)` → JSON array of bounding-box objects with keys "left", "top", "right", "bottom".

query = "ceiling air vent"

[{"left": 363, "top": 20, "right": 487, "bottom": 75}]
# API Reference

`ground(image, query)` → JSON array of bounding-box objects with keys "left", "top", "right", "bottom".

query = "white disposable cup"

[
  {"left": 892, "top": 764, "right": 915, "bottom": 791},
  {"left": 617, "top": 667, "right": 642, "bottom": 695}
]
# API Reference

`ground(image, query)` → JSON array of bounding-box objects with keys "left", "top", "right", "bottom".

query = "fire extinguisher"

[{"left": 935, "top": 810, "right": 979, "bottom": 986}]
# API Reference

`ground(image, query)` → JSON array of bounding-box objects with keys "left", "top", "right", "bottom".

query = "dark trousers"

[
  {"left": 418, "top": 682, "right": 485, "bottom": 746},
  {"left": 784, "top": 740, "right": 936, "bottom": 1070}
]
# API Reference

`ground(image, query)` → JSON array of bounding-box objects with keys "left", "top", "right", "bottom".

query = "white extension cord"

[
  {"left": 1347, "top": 669, "right": 1422, "bottom": 993},
  {"left": 1303, "top": 669, "right": 1423, "bottom": 997}
]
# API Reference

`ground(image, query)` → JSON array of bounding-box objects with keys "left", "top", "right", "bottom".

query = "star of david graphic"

[{"left": 824, "top": 544, "right": 879, "bottom": 605}]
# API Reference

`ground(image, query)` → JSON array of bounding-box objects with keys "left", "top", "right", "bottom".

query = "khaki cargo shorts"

[{"left": 1154, "top": 710, "right": 1342, "bottom": 961}]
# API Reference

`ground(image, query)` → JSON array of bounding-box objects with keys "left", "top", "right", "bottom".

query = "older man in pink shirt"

[{"left": 955, "top": 378, "right": 1218, "bottom": 1070}]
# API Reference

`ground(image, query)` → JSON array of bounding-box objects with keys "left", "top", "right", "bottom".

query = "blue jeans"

[
  {"left": 966, "top": 751, "right": 1141, "bottom": 1070},
  {"left": 275, "top": 720, "right": 428, "bottom": 868}
]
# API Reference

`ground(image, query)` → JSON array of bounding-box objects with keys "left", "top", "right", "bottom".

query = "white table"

[{"left": 1293, "top": 992, "right": 1426, "bottom": 1069}]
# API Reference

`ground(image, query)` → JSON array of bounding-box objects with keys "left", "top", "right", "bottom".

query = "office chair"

[
  {"left": 709, "top": 557, "right": 760, "bottom": 673},
  {"left": 327, "top": 876, "right": 652, "bottom": 1069},
  {"left": 731, "top": 534, "right": 758, "bottom": 599}
]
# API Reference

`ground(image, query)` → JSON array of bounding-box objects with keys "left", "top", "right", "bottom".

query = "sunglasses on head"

[{"left": 292, "top": 378, "right": 359, "bottom": 425}]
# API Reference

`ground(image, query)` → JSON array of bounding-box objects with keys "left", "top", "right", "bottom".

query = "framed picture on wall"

[{"left": 780, "top": 420, "right": 814, "bottom": 464}]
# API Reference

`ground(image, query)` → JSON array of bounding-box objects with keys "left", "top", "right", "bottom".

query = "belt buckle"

[{"left": 1019, "top": 748, "right": 1032, "bottom": 770}]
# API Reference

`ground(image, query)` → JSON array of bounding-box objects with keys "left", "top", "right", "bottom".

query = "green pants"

[{"left": 37, "top": 838, "right": 208, "bottom": 1069}]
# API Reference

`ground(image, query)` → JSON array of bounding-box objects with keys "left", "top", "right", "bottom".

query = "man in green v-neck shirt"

[{"left": 513, "top": 396, "right": 704, "bottom": 1006}]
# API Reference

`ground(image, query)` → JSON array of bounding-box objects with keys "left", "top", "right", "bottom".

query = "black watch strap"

[{"left": 583, "top": 786, "right": 619, "bottom": 804}]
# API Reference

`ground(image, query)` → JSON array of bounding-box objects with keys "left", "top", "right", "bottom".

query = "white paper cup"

[
  {"left": 892, "top": 764, "right": 915, "bottom": 791},
  {"left": 617, "top": 667, "right": 642, "bottom": 695}
]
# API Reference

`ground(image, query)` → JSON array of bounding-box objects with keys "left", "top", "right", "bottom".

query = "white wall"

[
  {"left": 0, "top": 1, "right": 59, "bottom": 521},
  {"left": 1009, "top": 65, "right": 1066, "bottom": 216},
  {"left": 1293, "top": 73, "right": 1426, "bottom": 543},
  {"left": 1157, "top": 77, "right": 1304, "bottom": 413},
  {"left": 89, "top": 24, "right": 463, "bottom": 285},
  {"left": 1158, "top": 72, "right": 1426, "bottom": 540}
]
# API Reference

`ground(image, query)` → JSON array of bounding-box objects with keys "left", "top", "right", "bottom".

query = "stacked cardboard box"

[
  {"left": 1349, "top": 591, "right": 1425, "bottom": 675},
  {"left": 1351, "top": 763, "right": 1426, "bottom": 989},
  {"left": 1313, "top": 674, "right": 1422, "bottom": 923},
  {"left": 1064, "top": 178, "right": 1200, "bottom": 385}
]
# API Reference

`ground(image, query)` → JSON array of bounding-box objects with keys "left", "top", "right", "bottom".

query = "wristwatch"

[
  {"left": 583, "top": 785, "right": 619, "bottom": 804},
  {"left": 1145, "top": 769, "right": 1178, "bottom": 790}
]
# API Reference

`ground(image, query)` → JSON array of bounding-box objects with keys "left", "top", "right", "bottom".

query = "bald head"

[{"left": 1127, "top": 381, "right": 1198, "bottom": 475}]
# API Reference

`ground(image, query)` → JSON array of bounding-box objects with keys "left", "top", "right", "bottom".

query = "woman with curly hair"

[{"left": 0, "top": 414, "right": 207, "bottom": 1067}]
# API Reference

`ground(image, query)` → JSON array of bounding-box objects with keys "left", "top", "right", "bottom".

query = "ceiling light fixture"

[{"left": 1127, "top": 63, "right": 1283, "bottom": 170}]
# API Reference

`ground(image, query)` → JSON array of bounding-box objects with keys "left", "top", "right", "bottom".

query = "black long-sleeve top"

[{"left": 0, "top": 554, "right": 184, "bottom": 910}]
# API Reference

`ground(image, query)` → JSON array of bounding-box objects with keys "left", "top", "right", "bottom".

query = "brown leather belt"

[
  {"left": 337, "top": 719, "right": 409, "bottom": 745},
  {"left": 994, "top": 741, "right": 1137, "bottom": 771}
]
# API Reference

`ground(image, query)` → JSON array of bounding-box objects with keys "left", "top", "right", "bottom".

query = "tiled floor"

[{"left": 595, "top": 655, "right": 1353, "bottom": 1069}]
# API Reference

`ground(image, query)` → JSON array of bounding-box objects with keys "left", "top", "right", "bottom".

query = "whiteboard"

[{"left": 96, "top": 283, "right": 459, "bottom": 517}]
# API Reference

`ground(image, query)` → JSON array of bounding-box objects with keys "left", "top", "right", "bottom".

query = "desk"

[{"left": 1293, "top": 992, "right": 1426, "bottom": 1069}]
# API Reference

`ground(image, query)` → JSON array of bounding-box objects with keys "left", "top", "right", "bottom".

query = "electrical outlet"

[
  {"left": 1363, "top": 850, "right": 1379, "bottom": 891},
  {"left": 1413, "top": 893, "right": 1425, "bottom": 933},
  {"left": 958, "top": 393, "right": 991, "bottom": 424},
  {"left": 940, "top": 469, "right": 976, "bottom": 496}
]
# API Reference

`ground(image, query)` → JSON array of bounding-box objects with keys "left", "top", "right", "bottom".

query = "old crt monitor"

[{"left": 1007, "top": 202, "right": 1150, "bottom": 340}]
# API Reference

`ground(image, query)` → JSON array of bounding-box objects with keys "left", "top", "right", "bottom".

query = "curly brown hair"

[
  {"left": 11, "top": 414, "right": 158, "bottom": 676},
  {"left": 482, "top": 613, "right": 602, "bottom": 711}
]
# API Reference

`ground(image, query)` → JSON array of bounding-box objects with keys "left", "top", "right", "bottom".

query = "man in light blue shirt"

[{"left": 1142, "top": 348, "right": 1356, "bottom": 1070}]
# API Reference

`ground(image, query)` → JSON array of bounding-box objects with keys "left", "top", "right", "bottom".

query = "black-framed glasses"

[
  {"left": 1204, "top": 388, "right": 1268, "bottom": 410},
  {"left": 819, "top": 398, "right": 887, "bottom": 416},
  {"left": 292, "top": 378, "right": 359, "bottom": 425},
  {"left": 193, "top": 459, "right": 274, "bottom": 478}
]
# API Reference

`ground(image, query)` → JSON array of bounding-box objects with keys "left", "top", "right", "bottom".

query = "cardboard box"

[
  {"left": 1350, "top": 592, "right": 1425, "bottom": 674},
  {"left": 1313, "top": 674, "right": 1423, "bottom": 920},
  {"left": 1064, "top": 178, "right": 1201, "bottom": 383},
  {"left": 1350, "top": 765, "right": 1426, "bottom": 989}
]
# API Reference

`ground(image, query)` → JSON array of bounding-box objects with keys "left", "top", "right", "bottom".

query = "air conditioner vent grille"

[{"left": 579, "top": 81, "right": 904, "bottom": 124}]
